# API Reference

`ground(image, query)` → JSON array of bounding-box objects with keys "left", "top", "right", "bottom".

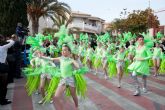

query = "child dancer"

[
  {"left": 40, "top": 44, "right": 80, "bottom": 110},
  {"left": 94, "top": 42, "right": 102, "bottom": 75},
  {"left": 128, "top": 40, "right": 135, "bottom": 62},
  {"left": 85, "top": 43, "right": 94, "bottom": 69},
  {"left": 102, "top": 44, "right": 109, "bottom": 80},
  {"left": 115, "top": 46, "right": 126, "bottom": 88},
  {"left": 31, "top": 49, "right": 55, "bottom": 104},
  {"left": 152, "top": 42, "right": 162, "bottom": 77}
]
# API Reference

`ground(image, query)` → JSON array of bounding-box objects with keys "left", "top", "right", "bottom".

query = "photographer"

[
  {"left": 16, "top": 22, "right": 29, "bottom": 44},
  {"left": 0, "top": 34, "right": 14, "bottom": 105}
]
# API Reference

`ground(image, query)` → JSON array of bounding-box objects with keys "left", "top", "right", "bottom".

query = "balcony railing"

[{"left": 69, "top": 23, "right": 101, "bottom": 32}]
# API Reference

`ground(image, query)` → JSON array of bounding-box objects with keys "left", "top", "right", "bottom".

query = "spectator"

[
  {"left": 160, "top": 37, "right": 165, "bottom": 53},
  {"left": 7, "top": 36, "right": 16, "bottom": 83},
  {"left": 16, "top": 23, "right": 24, "bottom": 41},
  {"left": 0, "top": 34, "right": 14, "bottom": 105},
  {"left": 16, "top": 22, "right": 29, "bottom": 45},
  {"left": 12, "top": 34, "right": 23, "bottom": 79}
]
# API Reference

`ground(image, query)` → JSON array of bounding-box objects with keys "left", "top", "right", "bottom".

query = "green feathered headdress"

[
  {"left": 54, "top": 25, "right": 69, "bottom": 48},
  {"left": 102, "top": 32, "right": 110, "bottom": 43},
  {"left": 139, "top": 32, "right": 154, "bottom": 48},
  {"left": 122, "top": 32, "right": 133, "bottom": 43},
  {"left": 79, "top": 33, "right": 89, "bottom": 44},
  {"left": 26, "top": 36, "right": 40, "bottom": 47},
  {"left": 156, "top": 31, "right": 163, "bottom": 39},
  {"left": 54, "top": 25, "right": 76, "bottom": 52}
]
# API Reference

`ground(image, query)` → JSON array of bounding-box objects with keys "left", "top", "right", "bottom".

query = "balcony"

[{"left": 68, "top": 23, "right": 101, "bottom": 33}]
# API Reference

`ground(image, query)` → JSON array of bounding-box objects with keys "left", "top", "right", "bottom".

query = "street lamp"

[
  {"left": 120, "top": 8, "right": 128, "bottom": 19},
  {"left": 148, "top": 0, "right": 151, "bottom": 29},
  {"left": 149, "top": 0, "right": 150, "bottom": 9},
  {"left": 123, "top": 8, "right": 127, "bottom": 18}
]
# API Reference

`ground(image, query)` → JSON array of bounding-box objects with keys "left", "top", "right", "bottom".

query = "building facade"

[
  {"left": 68, "top": 11, "right": 105, "bottom": 34},
  {"left": 28, "top": 11, "right": 105, "bottom": 35},
  {"left": 149, "top": 25, "right": 165, "bottom": 36}
]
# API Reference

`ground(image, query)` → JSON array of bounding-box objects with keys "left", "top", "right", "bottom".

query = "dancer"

[
  {"left": 128, "top": 40, "right": 135, "bottom": 62},
  {"left": 115, "top": 45, "right": 126, "bottom": 88},
  {"left": 85, "top": 43, "right": 93, "bottom": 69},
  {"left": 102, "top": 44, "right": 109, "bottom": 79},
  {"left": 31, "top": 49, "right": 55, "bottom": 104},
  {"left": 128, "top": 35, "right": 152, "bottom": 96},
  {"left": 40, "top": 44, "right": 80, "bottom": 110},
  {"left": 93, "top": 42, "right": 102, "bottom": 75},
  {"left": 152, "top": 42, "right": 162, "bottom": 77}
]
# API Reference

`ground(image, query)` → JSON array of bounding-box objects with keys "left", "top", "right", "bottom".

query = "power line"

[{"left": 154, "top": 10, "right": 165, "bottom": 13}]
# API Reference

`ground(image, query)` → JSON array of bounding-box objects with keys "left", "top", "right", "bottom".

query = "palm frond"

[{"left": 26, "top": 0, "right": 71, "bottom": 35}]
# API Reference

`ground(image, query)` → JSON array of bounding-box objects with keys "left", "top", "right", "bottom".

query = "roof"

[
  {"left": 72, "top": 11, "right": 91, "bottom": 16},
  {"left": 71, "top": 11, "right": 105, "bottom": 22}
]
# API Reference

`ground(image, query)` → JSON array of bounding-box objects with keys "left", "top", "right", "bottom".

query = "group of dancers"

[{"left": 23, "top": 25, "right": 165, "bottom": 110}]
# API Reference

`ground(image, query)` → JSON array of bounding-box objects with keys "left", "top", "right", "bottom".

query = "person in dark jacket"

[
  {"left": 12, "top": 35, "right": 23, "bottom": 78},
  {"left": 16, "top": 23, "right": 24, "bottom": 41}
]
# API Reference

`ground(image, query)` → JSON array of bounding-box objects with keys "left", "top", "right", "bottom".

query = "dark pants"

[
  {"left": 0, "top": 73, "right": 8, "bottom": 103},
  {"left": 7, "top": 60, "right": 15, "bottom": 83},
  {"left": 14, "top": 56, "right": 22, "bottom": 78}
]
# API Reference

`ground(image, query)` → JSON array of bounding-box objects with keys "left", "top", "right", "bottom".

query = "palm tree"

[
  {"left": 51, "top": 13, "right": 71, "bottom": 30},
  {"left": 27, "top": 0, "right": 71, "bottom": 35},
  {"left": 42, "top": 14, "right": 72, "bottom": 35}
]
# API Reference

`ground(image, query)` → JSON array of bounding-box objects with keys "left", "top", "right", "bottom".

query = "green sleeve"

[{"left": 144, "top": 47, "right": 152, "bottom": 60}]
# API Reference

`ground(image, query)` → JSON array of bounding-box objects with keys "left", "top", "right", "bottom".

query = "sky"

[{"left": 59, "top": 0, "right": 165, "bottom": 25}]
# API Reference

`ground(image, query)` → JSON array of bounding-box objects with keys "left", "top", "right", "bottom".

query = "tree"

[
  {"left": 0, "top": 0, "right": 28, "bottom": 36},
  {"left": 27, "top": 0, "right": 71, "bottom": 35},
  {"left": 110, "top": 8, "right": 160, "bottom": 33},
  {"left": 42, "top": 27, "right": 58, "bottom": 35},
  {"left": 111, "top": 18, "right": 126, "bottom": 32},
  {"left": 51, "top": 14, "right": 71, "bottom": 30}
]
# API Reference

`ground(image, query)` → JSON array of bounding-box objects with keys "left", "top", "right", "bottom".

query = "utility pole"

[
  {"left": 148, "top": 0, "right": 151, "bottom": 30},
  {"left": 149, "top": 0, "right": 150, "bottom": 9}
]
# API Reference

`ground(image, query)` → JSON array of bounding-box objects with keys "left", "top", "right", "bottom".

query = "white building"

[
  {"left": 68, "top": 11, "right": 105, "bottom": 34},
  {"left": 28, "top": 11, "right": 105, "bottom": 34}
]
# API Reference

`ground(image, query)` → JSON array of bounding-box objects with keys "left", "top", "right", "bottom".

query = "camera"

[{"left": 22, "top": 27, "right": 29, "bottom": 36}]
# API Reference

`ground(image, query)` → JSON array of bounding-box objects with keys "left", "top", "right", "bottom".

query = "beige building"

[
  {"left": 68, "top": 11, "right": 105, "bottom": 34},
  {"left": 28, "top": 11, "right": 105, "bottom": 34}
]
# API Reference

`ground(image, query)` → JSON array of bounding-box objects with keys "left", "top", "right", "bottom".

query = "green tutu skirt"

[
  {"left": 128, "top": 60, "right": 150, "bottom": 76},
  {"left": 159, "top": 59, "right": 165, "bottom": 74}
]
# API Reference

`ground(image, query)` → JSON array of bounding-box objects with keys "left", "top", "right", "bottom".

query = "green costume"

[
  {"left": 116, "top": 51, "right": 126, "bottom": 62},
  {"left": 153, "top": 47, "right": 162, "bottom": 58},
  {"left": 128, "top": 46, "right": 152, "bottom": 75},
  {"left": 93, "top": 47, "right": 102, "bottom": 68},
  {"left": 128, "top": 45, "right": 135, "bottom": 55},
  {"left": 44, "top": 56, "right": 88, "bottom": 102},
  {"left": 82, "top": 48, "right": 93, "bottom": 65},
  {"left": 60, "top": 56, "right": 74, "bottom": 78}
]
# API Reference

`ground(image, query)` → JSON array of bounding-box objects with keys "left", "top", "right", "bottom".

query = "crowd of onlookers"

[
  {"left": 0, "top": 23, "right": 26, "bottom": 105},
  {"left": 0, "top": 34, "right": 24, "bottom": 105}
]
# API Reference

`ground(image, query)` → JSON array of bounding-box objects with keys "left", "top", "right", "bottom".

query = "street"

[{"left": 1, "top": 70, "right": 165, "bottom": 110}]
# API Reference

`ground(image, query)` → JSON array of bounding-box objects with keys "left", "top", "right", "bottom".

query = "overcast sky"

[{"left": 59, "top": 0, "right": 165, "bottom": 25}]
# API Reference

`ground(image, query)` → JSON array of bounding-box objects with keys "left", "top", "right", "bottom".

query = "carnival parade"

[{"left": 0, "top": 0, "right": 165, "bottom": 110}]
